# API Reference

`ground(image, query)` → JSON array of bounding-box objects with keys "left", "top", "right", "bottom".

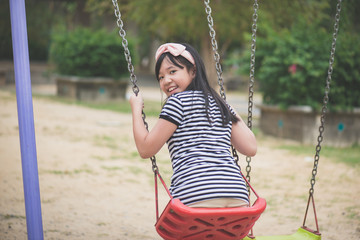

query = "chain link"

[
  {"left": 111, "top": 0, "right": 159, "bottom": 173},
  {"left": 247, "top": 0, "right": 258, "bottom": 131},
  {"left": 204, "top": 0, "right": 259, "bottom": 192},
  {"left": 245, "top": 0, "right": 259, "bottom": 185},
  {"left": 112, "top": 0, "right": 139, "bottom": 95},
  {"left": 309, "top": 0, "right": 342, "bottom": 196},
  {"left": 203, "top": 0, "right": 226, "bottom": 100}
]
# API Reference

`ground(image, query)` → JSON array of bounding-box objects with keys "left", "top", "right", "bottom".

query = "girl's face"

[{"left": 158, "top": 57, "right": 195, "bottom": 97}]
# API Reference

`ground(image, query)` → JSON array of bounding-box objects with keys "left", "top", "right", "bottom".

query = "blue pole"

[{"left": 9, "top": 0, "right": 44, "bottom": 239}]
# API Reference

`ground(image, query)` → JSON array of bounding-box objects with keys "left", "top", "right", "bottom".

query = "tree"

[
  {"left": 85, "top": 0, "right": 332, "bottom": 89},
  {"left": 86, "top": 0, "right": 255, "bottom": 88}
]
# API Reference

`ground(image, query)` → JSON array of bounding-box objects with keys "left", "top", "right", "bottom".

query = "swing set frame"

[{"left": 112, "top": 0, "right": 343, "bottom": 239}]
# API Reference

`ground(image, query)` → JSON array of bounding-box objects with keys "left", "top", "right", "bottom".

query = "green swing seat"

[{"left": 243, "top": 227, "right": 321, "bottom": 240}]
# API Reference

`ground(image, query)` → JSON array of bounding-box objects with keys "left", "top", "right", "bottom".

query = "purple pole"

[{"left": 9, "top": 0, "right": 44, "bottom": 239}]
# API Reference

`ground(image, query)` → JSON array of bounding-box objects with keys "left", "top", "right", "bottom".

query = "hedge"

[
  {"left": 49, "top": 27, "right": 135, "bottom": 80},
  {"left": 230, "top": 19, "right": 360, "bottom": 111}
]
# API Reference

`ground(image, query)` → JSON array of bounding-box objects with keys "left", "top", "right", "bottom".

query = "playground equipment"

[
  {"left": 8, "top": 0, "right": 342, "bottom": 239},
  {"left": 112, "top": 0, "right": 342, "bottom": 239},
  {"left": 9, "top": 0, "right": 44, "bottom": 239}
]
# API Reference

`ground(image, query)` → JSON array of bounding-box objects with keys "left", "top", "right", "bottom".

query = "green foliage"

[
  {"left": 279, "top": 144, "right": 360, "bottom": 167},
  {"left": 118, "top": 0, "right": 256, "bottom": 55},
  {"left": 49, "top": 27, "right": 134, "bottom": 79},
  {"left": 330, "top": 33, "right": 360, "bottom": 110},
  {"left": 231, "top": 17, "right": 360, "bottom": 110},
  {"left": 0, "top": 1, "right": 13, "bottom": 60},
  {"left": 35, "top": 94, "right": 161, "bottom": 117},
  {"left": 256, "top": 20, "right": 331, "bottom": 109},
  {"left": 1, "top": 0, "right": 54, "bottom": 60}
]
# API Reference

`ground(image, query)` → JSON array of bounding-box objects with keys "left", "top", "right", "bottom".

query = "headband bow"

[{"left": 155, "top": 43, "right": 195, "bottom": 65}]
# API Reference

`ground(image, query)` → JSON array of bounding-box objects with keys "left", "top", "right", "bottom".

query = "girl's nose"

[{"left": 163, "top": 75, "right": 172, "bottom": 84}]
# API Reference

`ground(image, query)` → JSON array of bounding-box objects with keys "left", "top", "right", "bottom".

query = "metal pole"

[{"left": 9, "top": 0, "right": 44, "bottom": 239}]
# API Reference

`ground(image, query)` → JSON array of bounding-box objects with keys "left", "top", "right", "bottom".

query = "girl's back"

[{"left": 160, "top": 90, "right": 249, "bottom": 206}]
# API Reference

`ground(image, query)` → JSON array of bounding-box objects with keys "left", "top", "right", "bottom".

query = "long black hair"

[{"left": 155, "top": 43, "right": 239, "bottom": 125}]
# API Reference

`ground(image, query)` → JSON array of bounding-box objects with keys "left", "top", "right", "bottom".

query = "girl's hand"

[
  {"left": 129, "top": 92, "right": 144, "bottom": 115},
  {"left": 129, "top": 91, "right": 177, "bottom": 159}
]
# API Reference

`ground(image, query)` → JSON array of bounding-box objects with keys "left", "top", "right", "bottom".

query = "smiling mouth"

[{"left": 168, "top": 86, "right": 177, "bottom": 92}]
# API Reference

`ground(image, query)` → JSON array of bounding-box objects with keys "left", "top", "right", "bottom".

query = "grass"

[
  {"left": 345, "top": 206, "right": 360, "bottom": 220},
  {"left": 93, "top": 135, "right": 118, "bottom": 149},
  {"left": 127, "top": 166, "right": 144, "bottom": 175},
  {"left": 1, "top": 214, "right": 26, "bottom": 220},
  {"left": 43, "top": 168, "right": 94, "bottom": 175},
  {"left": 278, "top": 144, "right": 360, "bottom": 167},
  {"left": 35, "top": 94, "right": 161, "bottom": 117},
  {"left": 101, "top": 166, "right": 122, "bottom": 171},
  {"left": 91, "top": 155, "right": 107, "bottom": 161}
]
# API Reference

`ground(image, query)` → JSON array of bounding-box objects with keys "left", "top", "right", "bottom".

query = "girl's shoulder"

[
  {"left": 165, "top": 91, "right": 205, "bottom": 108},
  {"left": 171, "top": 90, "right": 204, "bottom": 99}
]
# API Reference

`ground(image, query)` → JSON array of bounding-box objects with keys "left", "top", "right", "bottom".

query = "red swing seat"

[
  {"left": 156, "top": 197, "right": 266, "bottom": 240},
  {"left": 154, "top": 171, "right": 266, "bottom": 240}
]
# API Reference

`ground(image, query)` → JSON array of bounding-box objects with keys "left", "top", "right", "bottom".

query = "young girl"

[{"left": 130, "top": 43, "right": 257, "bottom": 208}]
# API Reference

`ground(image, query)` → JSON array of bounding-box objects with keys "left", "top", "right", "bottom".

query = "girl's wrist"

[{"left": 132, "top": 105, "right": 143, "bottom": 116}]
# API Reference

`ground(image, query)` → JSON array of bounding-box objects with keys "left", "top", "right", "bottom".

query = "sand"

[{"left": 0, "top": 88, "right": 359, "bottom": 240}]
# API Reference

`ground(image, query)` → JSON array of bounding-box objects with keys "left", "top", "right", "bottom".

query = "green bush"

[
  {"left": 257, "top": 21, "right": 330, "bottom": 110},
  {"left": 231, "top": 20, "right": 360, "bottom": 111},
  {"left": 49, "top": 27, "right": 135, "bottom": 80},
  {"left": 1, "top": 1, "right": 53, "bottom": 60},
  {"left": 330, "top": 33, "right": 360, "bottom": 110}
]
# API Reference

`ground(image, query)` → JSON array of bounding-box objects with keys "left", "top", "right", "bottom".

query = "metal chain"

[
  {"left": 112, "top": 0, "right": 139, "bottom": 95},
  {"left": 204, "top": 0, "right": 258, "bottom": 192},
  {"left": 247, "top": 0, "right": 258, "bottom": 131},
  {"left": 203, "top": 0, "right": 226, "bottom": 100},
  {"left": 203, "top": 0, "right": 236, "bottom": 169},
  {"left": 111, "top": 0, "right": 159, "bottom": 174},
  {"left": 245, "top": 0, "right": 259, "bottom": 184},
  {"left": 308, "top": 0, "right": 342, "bottom": 196}
]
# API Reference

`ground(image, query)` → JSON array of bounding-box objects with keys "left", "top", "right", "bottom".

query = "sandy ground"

[{"left": 0, "top": 87, "right": 359, "bottom": 240}]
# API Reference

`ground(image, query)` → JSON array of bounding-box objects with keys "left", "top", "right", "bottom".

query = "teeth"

[{"left": 168, "top": 87, "right": 176, "bottom": 92}]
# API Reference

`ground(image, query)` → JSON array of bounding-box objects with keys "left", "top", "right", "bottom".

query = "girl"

[{"left": 130, "top": 43, "right": 257, "bottom": 208}]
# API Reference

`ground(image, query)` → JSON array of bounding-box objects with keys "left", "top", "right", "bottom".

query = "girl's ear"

[{"left": 191, "top": 67, "right": 196, "bottom": 78}]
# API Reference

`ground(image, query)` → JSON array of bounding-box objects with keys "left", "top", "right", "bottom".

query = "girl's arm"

[
  {"left": 231, "top": 113, "right": 257, "bottom": 157},
  {"left": 130, "top": 93, "right": 177, "bottom": 159}
]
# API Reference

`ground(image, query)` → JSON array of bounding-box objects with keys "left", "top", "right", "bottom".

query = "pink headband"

[{"left": 155, "top": 43, "right": 195, "bottom": 65}]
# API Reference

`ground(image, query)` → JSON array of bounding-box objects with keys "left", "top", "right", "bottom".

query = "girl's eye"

[{"left": 170, "top": 70, "right": 176, "bottom": 74}]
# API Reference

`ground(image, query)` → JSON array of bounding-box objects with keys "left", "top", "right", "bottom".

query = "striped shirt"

[{"left": 159, "top": 90, "right": 249, "bottom": 205}]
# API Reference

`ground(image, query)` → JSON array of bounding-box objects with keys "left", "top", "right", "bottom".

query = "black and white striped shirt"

[{"left": 160, "top": 90, "right": 249, "bottom": 205}]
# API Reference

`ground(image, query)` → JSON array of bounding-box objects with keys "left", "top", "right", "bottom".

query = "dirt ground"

[{"left": 0, "top": 87, "right": 359, "bottom": 240}]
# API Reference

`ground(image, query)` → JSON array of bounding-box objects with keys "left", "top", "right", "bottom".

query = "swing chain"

[
  {"left": 203, "top": 0, "right": 239, "bottom": 172},
  {"left": 247, "top": 0, "right": 258, "bottom": 131},
  {"left": 111, "top": 0, "right": 160, "bottom": 174},
  {"left": 204, "top": 0, "right": 226, "bottom": 100},
  {"left": 204, "top": 0, "right": 259, "bottom": 187},
  {"left": 308, "top": 0, "right": 342, "bottom": 197},
  {"left": 112, "top": 0, "right": 139, "bottom": 95},
  {"left": 303, "top": 1, "right": 342, "bottom": 231},
  {"left": 150, "top": 156, "right": 158, "bottom": 173},
  {"left": 245, "top": 0, "right": 259, "bottom": 184}
]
